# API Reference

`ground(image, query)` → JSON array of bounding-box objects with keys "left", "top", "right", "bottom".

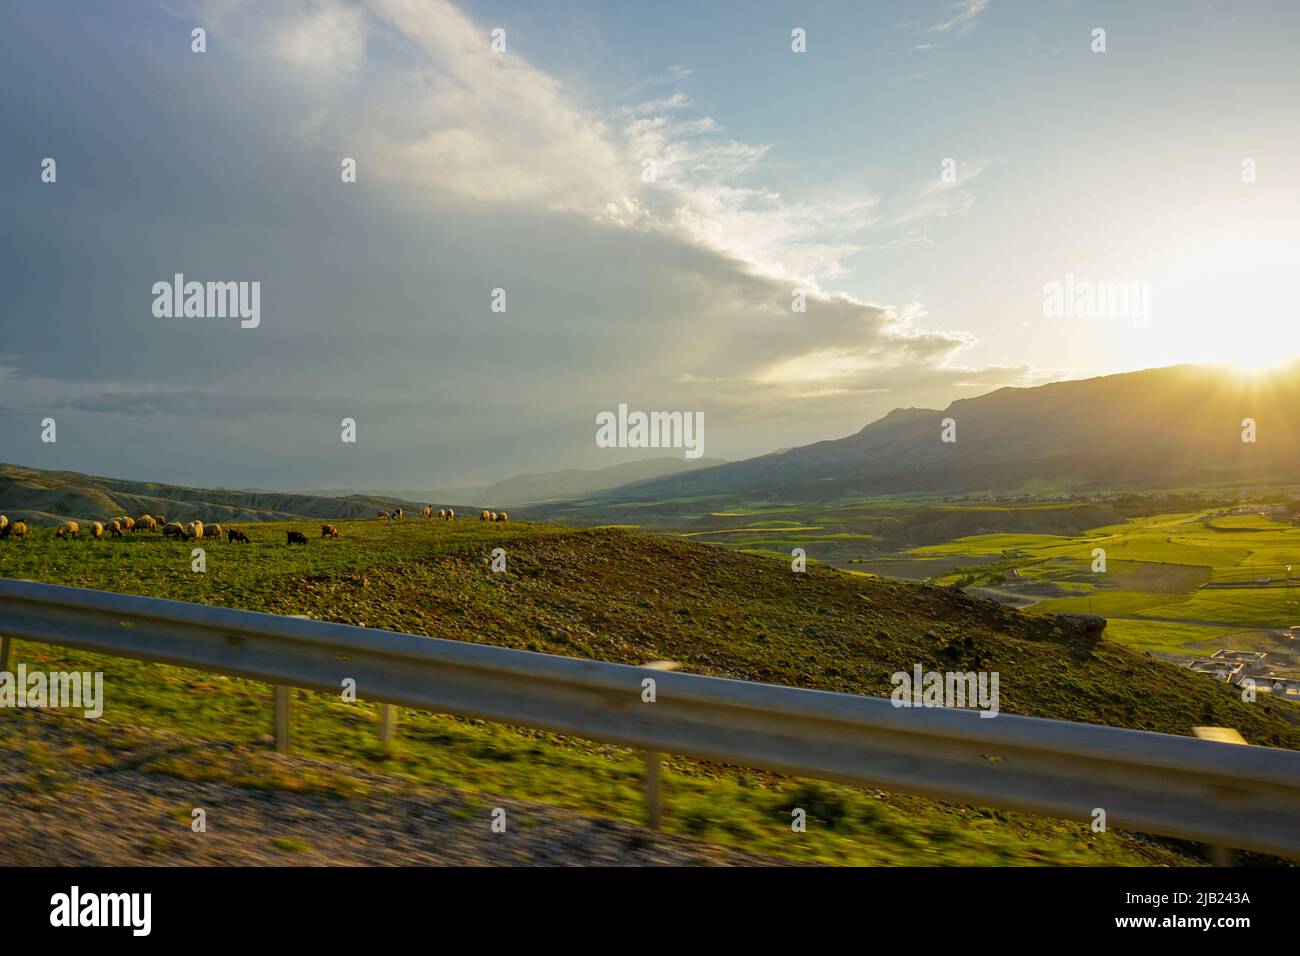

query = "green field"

[
  {"left": 4, "top": 516, "right": 1297, "bottom": 865},
  {"left": 900, "top": 510, "right": 1300, "bottom": 662}
]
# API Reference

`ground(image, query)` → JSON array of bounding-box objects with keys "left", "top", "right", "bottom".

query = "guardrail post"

[
  {"left": 1193, "top": 726, "right": 1243, "bottom": 865},
  {"left": 641, "top": 660, "right": 679, "bottom": 830},
  {"left": 274, "top": 685, "right": 291, "bottom": 754},
  {"left": 379, "top": 703, "right": 397, "bottom": 747},
  {"left": 0, "top": 635, "right": 12, "bottom": 674}
]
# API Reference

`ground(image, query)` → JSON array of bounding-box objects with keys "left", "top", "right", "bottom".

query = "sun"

[{"left": 1143, "top": 242, "right": 1300, "bottom": 371}]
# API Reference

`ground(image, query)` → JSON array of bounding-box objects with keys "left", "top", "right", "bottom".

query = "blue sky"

[{"left": 1, "top": 0, "right": 1298, "bottom": 491}]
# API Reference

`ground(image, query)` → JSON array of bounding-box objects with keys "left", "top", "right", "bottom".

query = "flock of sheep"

[
  {"left": 377, "top": 506, "right": 509, "bottom": 522},
  {"left": 0, "top": 506, "right": 512, "bottom": 545}
]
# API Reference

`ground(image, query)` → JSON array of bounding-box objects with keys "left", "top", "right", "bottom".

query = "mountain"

[
  {"left": 0, "top": 463, "right": 429, "bottom": 525},
  {"left": 536, "top": 364, "right": 1300, "bottom": 510},
  {"left": 474, "top": 457, "right": 728, "bottom": 506}
]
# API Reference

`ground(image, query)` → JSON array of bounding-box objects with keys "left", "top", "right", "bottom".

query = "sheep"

[
  {"left": 287, "top": 530, "right": 308, "bottom": 545},
  {"left": 321, "top": 524, "right": 339, "bottom": 538},
  {"left": 91, "top": 521, "right": 104, "bottom": 539},
  {"left": 394, "top": 507, "right": 404, "bottom": 520},
  {"left": 162, "top": 522, "right": 186, "bottom": 539},
  {"left": 377, "top": 510, "right": 391, "bottom": 520},
  {"left": 5, "top": 521, "right": 27, "bottom": 539},
  {"left": 56, "top": 521, "right": 79, "bottom": 539},
  {"left": 480, "top": 510, "right": 490, "bottom": 521},
  {"left": 496, "top": 512, "right": 508, "bottom": 523},
  {"left": 187, "top": 521, "right": 205, "bottom": 541},
  {"left": 446, "top": 508, "right": 455, "bottom": 521},
  {"left": 203, "top": 523, "right": 223, "bottom": 539},
  {"left": 421, "top": 506, "right": 432, "bottom": 518},
  {"left": 155, "top": 514, "right": 167, "bottom": 525},
  {"left": 122, "top": 516, "right": 136, "bottom": 532},
  {"left": 137, "top": 515, "right": 157, "bottom": 532},
  {"left": 109, "top": 520, "right": 124, "bottom": 538},
  {"left": 489, "top": 512, "right": 498, "bottom": 522},
  {"left": 228, "top": 529, "right": 250, "bottom": 543},
  {"left": 0, "top": 516, "right": 7, "bottom": 532},
  {"left": 441, "top": 509, "right": 449, "bottom": 519}
]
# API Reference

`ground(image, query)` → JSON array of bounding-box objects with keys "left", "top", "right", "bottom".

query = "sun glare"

[{"left": 1144, "top": 242, "right": 1300, "bottom": 371}]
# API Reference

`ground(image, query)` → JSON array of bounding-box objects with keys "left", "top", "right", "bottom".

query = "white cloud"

[{"left": 926, "top": 0, "right": 991, "bottom": 34}]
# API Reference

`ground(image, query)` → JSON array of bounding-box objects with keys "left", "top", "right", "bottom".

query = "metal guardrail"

[{"left": 2, "top": 577, "right": 1299, "bottom": 857}]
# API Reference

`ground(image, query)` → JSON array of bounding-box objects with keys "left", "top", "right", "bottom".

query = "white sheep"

[
  {"left": 446, "top": 508, "right": 455, "bottom": 522},
  {"left": 188, "top": 520, "right": 205, "bottom": 540},
  {"left": 0, "top": 516, "right": 7, "bottom": 532},
  {"left": 91, "top": 521, "right": 104, "bottom": 539},
  {"left": 56, "top": 521, "right": 80, "bottom": 539},
  {"left": 497, "top": 512, "right": 508, "bottom": 523}
]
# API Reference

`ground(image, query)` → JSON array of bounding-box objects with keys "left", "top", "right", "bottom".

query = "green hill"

[{"left": 0, "top": 462, "right": 429, "bottom": 526}]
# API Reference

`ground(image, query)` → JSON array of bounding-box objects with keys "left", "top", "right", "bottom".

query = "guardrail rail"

[{"left": 1, "top": 578, "right": 1298, "bottom": 857}]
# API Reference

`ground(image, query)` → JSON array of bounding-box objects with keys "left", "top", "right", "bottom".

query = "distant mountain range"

[
  {"left": 0, "top": 457, "right": 729, "bottom": 525},
  {"left": 534, "top": 364, "right": 1300, "bottom": 515},
  {"left": 6, "top": 364, "right": 1297, "bottom": 526},
  {"left": 301, "top": 457, "right": 727, "bottom": 507}
]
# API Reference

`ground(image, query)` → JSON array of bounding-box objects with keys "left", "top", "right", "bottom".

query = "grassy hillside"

[
  {"left": 2, "top": 517, "right": 1298, "bottom": 865},
  {"left": 0, "top": 462, "right": 433, "bottom": 526}
]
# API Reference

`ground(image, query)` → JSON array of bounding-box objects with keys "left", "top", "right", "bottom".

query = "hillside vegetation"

[
  {"left": 2, "top": 517, "right": 1297, "bottom": 865},
  {"left": 0, "top": 462, "right": 427, "bottom": 525}
]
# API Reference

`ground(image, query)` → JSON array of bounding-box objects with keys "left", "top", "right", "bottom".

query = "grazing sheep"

[
  {"left": 56, "top": 521, "right": 79, "bottom": 539},
  {"left": 439, "top": 509, "right": 447, "bottom": 519},
  {"left": 480, "top": 510, "right": 489, "bottom": 521},
  {"left": 421, "top": 506, "right": 431, "bottom": 518},
  {"left": 446, "top": 508, "right": 455, "bottom": 521},
  {"left": 0, "top": 516, "right": 7, "bottom": 532},
  {"left": 394, "top": 507, "right": 404, "bottom": 519},
  {"left": 162, "top": 522, "right": 186, "bottom": 539},
  {"left": 122, "top": 516, "right": 136, "bottom": 532},
  {"left": 287, "top": 530, "right": 308, "bottom": 545},
  {"left": 155, "top": 514, "right": 167, "bottom": 525},
  {"left": 187, "top": 521, "right": 205, "bottom": 541},
  {"left": 5, "top": 521, "right": 27, "bottom": 539},
  {"left": 136, "top": 515, "right": 157, "bottom": 532},
  {"left": 204, "top": 523, "right": 223, "bottom": 539},
  {"left": 489, "top": 512, "right": 498, "bottom": 522},
  {"left": 321, "top": 524, "right": 339, "bottom": 538},
  {"left": 228, "top": 529, "right": 250, "bottom": 543},
  {"left": 377, "top": 511, "right": 391, "bottom": 520},
  {"left": 497, "top": 512, "right": 508, "bottom": 523},
  {"left": 91, "top": 521, "right": 104, "bottom": 539},
  {"left": 109, "top": 520, "right": 124, "bottom": 538}
]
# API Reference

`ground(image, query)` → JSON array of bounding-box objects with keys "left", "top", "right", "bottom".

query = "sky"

[{"left": 1, "top": 0, "right": 1298, "bottom": 491}]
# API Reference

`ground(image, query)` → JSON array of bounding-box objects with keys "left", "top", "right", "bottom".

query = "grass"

[{"left": 3, "top": 516, "right": 1299, "bottom": 865}]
